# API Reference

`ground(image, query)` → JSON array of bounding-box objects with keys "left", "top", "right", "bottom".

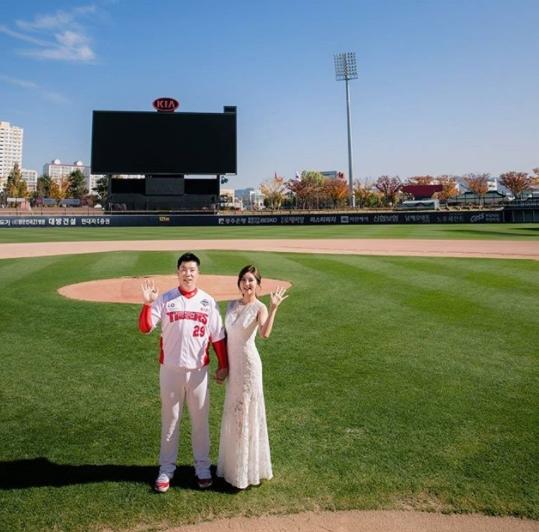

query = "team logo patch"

[{"left": 200, "top": 299, "right": 210, "bottom": 307}]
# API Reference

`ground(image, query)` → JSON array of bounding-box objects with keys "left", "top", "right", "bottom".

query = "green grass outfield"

[
  {"left": 0, "top": 250, "right": 537, "bottom": 531},
  {"left": 0, "top": 222, "right": 538, "bottom": 243}
]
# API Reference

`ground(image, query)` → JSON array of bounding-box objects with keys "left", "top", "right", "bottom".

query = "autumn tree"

[
  {"left": 301, "top": 171, "right": 324, "bottom": 188},
  {"left": 260, "top": 173, "right": 286, "bottom": 209},
  {"left": 49, "top": 177, "right": 70, "bottom": 201},
  {"left": 499, "top": 171, "right": 531, "bottom": 199},
  {"left": 463, "top": 173, "right": 489, "bottom": 205},
  {"left": 287, "top": 178, "right": 311, "bottom": 209},
  {"left": 353, "top": 180, "right": 370, "bottom": 208},
  {"left": 286, "top": 170, "right": 325, "bottom": 209},
  {"left": 302, "top": 171, "right": 325, "bottom": 208},
  {"left": 4, "top": 163, "right": 28, "bottom": 199},
  {"left": 532, "top": 167, "right": 539, "bottom": 185},
  {"left": 375, "top": 175, "right": 402, "bottom": 206},
  {"left": 354, "top": 180, "right": 382, "bottom": 208},
  {"left": 323, "top": 176, "right": 349, "bottom": 208},
  {"left": 434, "top": 175, "right": 459, "bottom": 202}
]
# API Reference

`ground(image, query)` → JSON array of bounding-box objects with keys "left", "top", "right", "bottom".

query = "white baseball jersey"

[{"left": 140, "top": 287, "right": 225, "bottom": 369}]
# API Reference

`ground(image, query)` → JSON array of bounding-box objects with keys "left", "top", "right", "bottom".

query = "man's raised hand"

[{"left": 142, "top": 278, "right": 159, "bottom": 304}]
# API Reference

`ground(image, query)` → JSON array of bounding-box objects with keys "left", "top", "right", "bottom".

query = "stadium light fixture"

[{"left": 334, "top": 52, "right": 358, "bottom": 208}]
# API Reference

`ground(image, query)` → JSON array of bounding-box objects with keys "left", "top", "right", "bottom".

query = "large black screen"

[{"left": 91, "top": 110, "right": 237, "bottom": 175}]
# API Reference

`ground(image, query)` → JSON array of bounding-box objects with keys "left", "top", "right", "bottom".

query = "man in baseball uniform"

[{"left": 138, "top": 252, "right": 228, "bottom": 493}]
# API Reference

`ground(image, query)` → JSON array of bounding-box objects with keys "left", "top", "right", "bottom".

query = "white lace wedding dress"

[{"left": 217, "top": 299, "right": 273, "bottom": 489}]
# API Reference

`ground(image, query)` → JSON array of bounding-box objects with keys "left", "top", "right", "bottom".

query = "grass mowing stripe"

[
  {"left": 313, "top": 255, "right": 539, "bottom": 335},
  {"left": 0, "top": 255, "right": 65, "bottom": 285},
  {"left": 0, "top": 251, "right": 537, "bottom": 531},
  {"left": 84, "top": 250, "right": 143, "bottom": 277}
]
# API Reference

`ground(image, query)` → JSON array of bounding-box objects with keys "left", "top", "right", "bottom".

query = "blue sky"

[{"left": 0, "top": 0, "right": 538, "bottom": 188}]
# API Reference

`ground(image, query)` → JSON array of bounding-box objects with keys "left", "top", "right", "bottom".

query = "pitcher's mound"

[{"left": 58, "top": 275, "right": 292, "bottom": 304}]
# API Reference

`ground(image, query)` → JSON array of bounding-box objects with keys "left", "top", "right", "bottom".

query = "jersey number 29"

[{"left": 193, "top": 325, "right": 206, "bottom": 337}]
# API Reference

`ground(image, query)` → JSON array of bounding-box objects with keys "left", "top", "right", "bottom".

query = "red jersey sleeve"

[
  {"left": 212, "top": 338, "right": 228, "bottom": 369},
  {"left": 138, "top": 304, "right": 153, "bottom": 333}
]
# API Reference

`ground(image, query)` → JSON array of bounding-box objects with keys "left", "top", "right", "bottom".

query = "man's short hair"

[{"left": 177, "top": 252, "right": 201, "bottom": 268}]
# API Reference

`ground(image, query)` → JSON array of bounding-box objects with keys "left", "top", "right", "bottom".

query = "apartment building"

[
  {"left": 0, "top": 121, "right": 23, "bottom": 188},
  {"left": 21, "top": 168, "right": 38, "bottom": 192}
]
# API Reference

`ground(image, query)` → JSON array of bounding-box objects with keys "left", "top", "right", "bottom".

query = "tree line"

[
  {"left": 2, "top": 162, "right": 538, "bottom": 209},
  {"left": 259, "top": 168, "right": 539, "bottom": 209},
  {"left": 1, "top": 163, "right": 89, "bottom": 206}
]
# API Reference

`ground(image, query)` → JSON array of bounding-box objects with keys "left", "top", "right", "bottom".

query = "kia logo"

[{"left": 153, "top": 97, "right": 179, "bottom": 112}]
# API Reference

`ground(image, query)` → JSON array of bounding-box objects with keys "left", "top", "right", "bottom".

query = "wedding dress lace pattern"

[{"left": 217, "top": 299, "right": 273, "bottom": 489}]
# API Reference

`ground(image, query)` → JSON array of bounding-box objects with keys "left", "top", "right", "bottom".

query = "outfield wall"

[
  {"left": 504, "top": 208, "right": 539, "bottom": 223},
  {"left": 0, "top": 210, "right": 510, "bottom": 228}
]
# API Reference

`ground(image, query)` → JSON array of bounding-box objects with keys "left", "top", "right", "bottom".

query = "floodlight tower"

[{"left": 334, "top": 52, "right": 358, "bottom": 208}]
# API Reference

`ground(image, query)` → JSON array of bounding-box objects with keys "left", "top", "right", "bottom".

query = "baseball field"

[{"left": 0, "top": 223, "right": 538, "bottom": 531}]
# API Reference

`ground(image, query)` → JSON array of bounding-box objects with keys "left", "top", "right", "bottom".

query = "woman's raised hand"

[
  {"left": 269, "top": 286, "right": 288, "bottom": 309},
  {"left": 141, "top": 278, "right": 159, "bottom": 304}
]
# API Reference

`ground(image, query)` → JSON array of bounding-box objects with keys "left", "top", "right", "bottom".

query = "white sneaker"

[{"left": 154, "top": 473, "right": 171, "bottom": 493}]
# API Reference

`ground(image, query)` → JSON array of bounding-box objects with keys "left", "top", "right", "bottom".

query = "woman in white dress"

[{"left": 217, "top": 265, "right": 288, "bottom": 489}]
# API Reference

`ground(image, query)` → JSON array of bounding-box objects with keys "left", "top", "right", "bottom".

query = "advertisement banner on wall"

[{"left": 0, "top": 210, "right": 506, "bottom": 228}]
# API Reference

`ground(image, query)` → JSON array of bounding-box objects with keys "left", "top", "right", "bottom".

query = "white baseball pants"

[{"left": 158, "top": 365, "right": 211, "bottom": 479}]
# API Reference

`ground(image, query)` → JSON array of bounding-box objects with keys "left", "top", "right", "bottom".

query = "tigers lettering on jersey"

[{"left": 166, "top": 311, "right": 208, "bottom": 325}]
